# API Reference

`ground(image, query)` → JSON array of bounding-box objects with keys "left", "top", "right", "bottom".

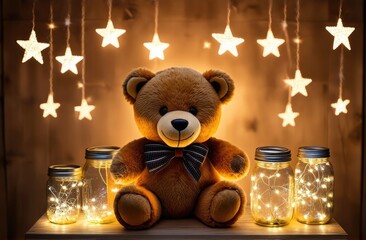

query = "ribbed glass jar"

[
  {"left": 46, "top": 165, "right": 82, "bottom": 224},
  {"left": 295, "top": 146, "right": 334, "bottom": 224},
  {"left": 251, "top": 146, "right": 294, "bottom": 227},
  {"left": 82, "top": 146, "right": 120, "bottom": 224}
]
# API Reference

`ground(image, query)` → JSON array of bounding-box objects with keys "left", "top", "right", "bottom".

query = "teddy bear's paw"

[
  {"left": 195, "top": 181, "right": 245, "bottom": 227},
  {"left": 230, "top": 155, "right": 245, "bottom": 173},
  {"left": 210, "top": 189, "right": 241, "bottom": 223},
  {"left": 114, "top": 185, "right": 162, "bottom": 230}
]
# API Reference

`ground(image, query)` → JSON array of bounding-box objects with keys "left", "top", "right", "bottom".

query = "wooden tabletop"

[{"left": 26, "top": 210, "right": 347, "bottom": 240}]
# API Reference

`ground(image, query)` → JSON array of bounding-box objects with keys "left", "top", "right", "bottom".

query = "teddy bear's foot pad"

[
  {"left": 195, "top": 181, "right": 245, "bottom": 227},
  {"left": 114, "top": 185, "right": 162, "bottom": 229}
]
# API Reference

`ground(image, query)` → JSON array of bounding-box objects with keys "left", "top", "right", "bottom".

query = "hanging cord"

[
  {"left": 108, "top": 0, "right": 112, "bottom": 20},
  {"left": 268, "top": 0, "right": 273, "bottom": 30},
  {"left": 32, "top": 0, "right": 36, "bottom": 30},
  {"left": 81, "top": 0, "right": 86, "bottom": 100},
  {"left": 339, "top": 46, "right": 344, "bottom": 99},
  {"left": 295, "top": 0, "right": 300, "bottom": 70},
  {"left": 338, "top": 0, "right": 343, "bottom": 18},
  {"left": 154, "top": 0, "right": 159, "bottom": 34},
  {"left": 66, "top": 0, "right": 71, "bottom": 47},
  {"left": 49, "top": 0, "right": 54, "bottom": 95},
  {"left": 226, "top": 0, "right": 231, "bottom": 26}
]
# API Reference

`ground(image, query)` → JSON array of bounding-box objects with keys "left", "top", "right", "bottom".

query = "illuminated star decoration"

[
  {"left": 56, "top": 47, "right": 83, "bottom": 74},
  {"left": 212, "top": 25, "right": 244, "bottom": 57},
  {"left": 96, "top": 20, "right": 126, "bottom": 48},
  {"left": 278, "top": 103, "right": 299, "bottom": 127},
  {"left": 16, "top": 30, "right": 49, "bottom": 64},
  {"left": 325, "top": 18, "right": 355, "bottom": 50},
  {"left": 284, "top": 70, "right": 312, "bottom": 97},
  {"left": 74, "top": 98, "right": 95, "bottom": 120},
  {"left": 143, "top": 33, "right": 170, "bottom": 60},
  {"left": 257, "top": 29, "right": 285, "bottom": 57},
  {"left": 40, "top": 94, "right": 60, "bottom": 118},
  {"left": 331, "top": 98, "right": 350, "bottom": 115}
]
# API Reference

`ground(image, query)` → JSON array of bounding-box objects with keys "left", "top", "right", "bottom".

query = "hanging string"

[
  {"left": 282, "top": 0, "right": 292, "bottom": 71},
  {"left": 32, "top": 0, "right": 36, "bottom": 30},
  {"left": 49, "top": 0, "right": 54, "bottom": 95},
  {"left": 81, "top": 0, "right": 86, "bottom": 99},
  {"left": 154, "top": 0, "right": 159, "bottom": 34},
  {"left": 295, "top": 0, "right": 300, "bottom": 70},
  {"left": 226, "top": 0, "right": 231, "bottom": 26},
  {"left": 108, "top": 0, "right": 112, "bottom": 20},
  {"left": 66, "top": 0, "right": 71, "bottom": 47},
  {"left": 338, "top": 0, "right": 343, "bottom": 18},
  {"left": 339, "top": 46, "right": 344, "bottom": 98},
  {"left": 268, "top": 0, "right": 273, "bottom": 30}
]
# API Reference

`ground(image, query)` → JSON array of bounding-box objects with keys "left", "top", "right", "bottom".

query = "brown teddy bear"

[{"left": 111, "top": 67, "right": 249, "bottom": 229}]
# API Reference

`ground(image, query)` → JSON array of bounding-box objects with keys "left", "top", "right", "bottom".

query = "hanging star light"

[
  {"left": 212, "top": 25, "right": 244, "bottom": 57},
  {"left": 257, "top": 29, "right": 285, "bottom": 57},
  {"left": 284, "top": 70, "right": 312, "bottom": 97},
  {"left": 17, "top": 30, "right": 49, "bottom": 64},
  {"left": 74, "top": 98, "right": 95, "bottom": 120},
  {"left": 331, "top": 98, "right": 350, "bottom": 116},
  {"left": 56, "top": 47, "right": 83, "bottom": 74},
  {"left": 326, "top": 18, "right": 355, "bottom": 50},
  {"left": 96, "top": 20, "right": 126, "bottom": 48},
  {"left": 40, "top": 93, "right": 60, "bottom": 118},
  {"left": 144, "top": 33, "right": 169, "bottom": 60},
  {"left": 278, "top": 103, "right": 299, "bottom": 127}
]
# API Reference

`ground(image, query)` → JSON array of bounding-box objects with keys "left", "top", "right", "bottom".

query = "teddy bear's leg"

[
  {"left": 114, "top": 184, "right": 161, "bottom": 229},
  {"left": 194, "top": 181, "right": 245, "bottom": 227}
]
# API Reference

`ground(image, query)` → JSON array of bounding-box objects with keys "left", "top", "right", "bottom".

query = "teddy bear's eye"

[
  {"left": 159, "top": 106, "right": 168, "bottom": 116},
  {"left": 189, "top": 107, "right": 198, "bottom": 116}
]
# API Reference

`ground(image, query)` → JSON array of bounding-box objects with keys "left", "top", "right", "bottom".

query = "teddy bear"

[{"left": 111, "top": 67, "right": 249, "bottom": 229}]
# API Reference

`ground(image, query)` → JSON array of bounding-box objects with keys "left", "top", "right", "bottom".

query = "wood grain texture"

[
  {"left": 1, "top": 0, "right": 363, "bottom": 239},
  {"left": 26, "top": 211, "right": 347, "bottom": 240}
]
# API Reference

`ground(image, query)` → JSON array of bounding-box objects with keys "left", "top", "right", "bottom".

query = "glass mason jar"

[
  {"left": 82, "top": 146, "right": 120, "bottom": 224},
  {"left": 251, "top": 146, "right": 294, "bottom": 227},
  {"left": 46, "top": 165, "right": 82, "bottom": 224},
  {"left": 295, "top": 146, "right": 334, "bottom": 224}
]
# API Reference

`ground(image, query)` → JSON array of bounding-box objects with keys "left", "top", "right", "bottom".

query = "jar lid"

[
  {"left": 48, "top": 165, "right": 82, "bottom": 177},
  {"left": 255, "top": 146, "right": 291, "bottom": 162},
  {"left": 85, "top": 146, "right": 120, "bottom": 160},
  {"left": 298, "top": 146, "right": 330, "bottom": 158}
]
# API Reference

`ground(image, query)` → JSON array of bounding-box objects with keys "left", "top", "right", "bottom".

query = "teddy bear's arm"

[
  {"left": 206, "top": 137, "right": 250, "bottom": 181},
  {"left": 110, "top": 138, "right": 148, "bottom": 185}
]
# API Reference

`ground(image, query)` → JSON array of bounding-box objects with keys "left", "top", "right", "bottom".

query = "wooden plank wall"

[
  {"left": 0, "top": 0, "right": 8, "bottom": 238},
  {"left": 2, "top": 0, "right": 364, "bottom": 239}
]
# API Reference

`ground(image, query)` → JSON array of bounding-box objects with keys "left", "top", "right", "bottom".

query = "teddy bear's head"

[{"left": 123, "top": 67, "right": 234, "bottom": 148}]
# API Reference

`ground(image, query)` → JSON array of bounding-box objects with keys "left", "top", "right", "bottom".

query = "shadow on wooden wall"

[{"left": 1, "top": 0, "right": 364, "bottom": 239}]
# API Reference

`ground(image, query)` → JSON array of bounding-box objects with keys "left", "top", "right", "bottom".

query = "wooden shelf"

[{"left": 26, "top": 210, "right": 347, "bottom": 240}]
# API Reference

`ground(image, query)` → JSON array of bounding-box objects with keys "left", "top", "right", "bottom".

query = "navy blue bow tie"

[{"left": 144, "top": 143, "right": 209, "bottom": 181}]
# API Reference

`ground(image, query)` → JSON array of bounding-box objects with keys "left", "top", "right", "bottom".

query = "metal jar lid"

[
  {"left": 255, "top": 146, "right": 291, "bottom": 162},
  {"left": 85, "top": 146, "right": 120, "bottom": 160},
  {"left": 298, "top": 146, "right": 330, "bottom": 158},
  {"left": 48, "top": 164, "right": 82, "bottom": 177}
]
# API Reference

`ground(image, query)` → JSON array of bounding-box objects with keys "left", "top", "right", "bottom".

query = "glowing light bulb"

[
  {"left": 40, "top": 93, "right": 60, "bottom": 118},
  {"left": 278, "top": 103, "right": 299, "bottom": 127},
  {"left": 56, "top": 47, "right": 83, "bottom": 74},
  {"left": 74, "top": 98, "right": 95, "bottom": 120},
  {"left": 212, "top": 24, "right": 244, "bottom": 57},
  {"left": 284, "top": 69, "right": 312, "bottom": 97}
]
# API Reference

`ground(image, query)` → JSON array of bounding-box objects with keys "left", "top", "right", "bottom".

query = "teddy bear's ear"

[
  {"left": 123, "top": 68, "right": 155, "bottom": 104},
  {"left": 202, "top": 70, "right": 235, "bottom": 104}
]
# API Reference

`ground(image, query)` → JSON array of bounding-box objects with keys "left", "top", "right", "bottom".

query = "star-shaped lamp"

[
  {"left": 96, "top": 20, "right": 126, "bottom": 48},
  {"left": 257, "top": 29, "right": 285, "bottom": 57},
  {"left": 74, "top": 98, "right": 95, "bottom": 120},
  {"left": 331, "top": 97, "right": 350, "bottom": 115},
  {"left": 56, "top": 47, "right": 83, "bottom": 74},
  {"left": 212, "top": 25, "right": 244, "bottom": 57},
  {"left": 278, "top": 103, "right": 299, "bottom": 127},
  {"left": 17, "top": 30, "right": 49, "bottom": 64},
  {"left": 326, "top": 18, "right": 355, "bottom": 50},
  {"left": 143, "top": 33, "right": 170, "bottom": 60},
  {"left": 40, "top": 93, "right": 60, "bottom": 118},
  {"left": 284, "top": 70, "right": 312, "bottom": 97}
]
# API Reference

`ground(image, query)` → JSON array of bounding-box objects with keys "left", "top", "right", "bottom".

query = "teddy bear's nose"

[{"left": 171, "top": 119, "right": 189, "bottom": 131}]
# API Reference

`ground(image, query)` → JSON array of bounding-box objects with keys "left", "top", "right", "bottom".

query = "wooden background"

[{"left": 1, "top": 0, "right": 364, "bottom": 239}]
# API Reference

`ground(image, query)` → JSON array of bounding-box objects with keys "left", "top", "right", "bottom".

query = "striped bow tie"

[{"left": 144, "top": 143, "right": 209, "bottom": 181}]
